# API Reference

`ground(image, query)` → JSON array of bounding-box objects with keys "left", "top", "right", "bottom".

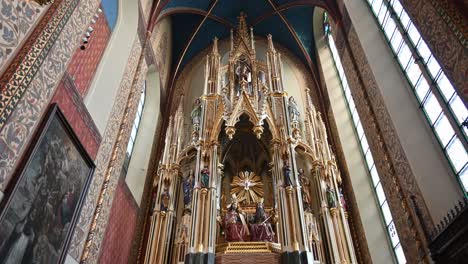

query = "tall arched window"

[
  {"left": 324, "top": 13, "right": 406, "bottom": 264},
  {"left": 123, "top": 82, "right": 146, "bottom": 173},
  {"left": 364, "top": 0, "right": 467, "bottom": 194}
]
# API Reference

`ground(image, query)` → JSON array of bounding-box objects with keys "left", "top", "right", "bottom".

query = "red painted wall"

[
  {"left": 67, "top": 6, "right": 111, "bottom": 97},
  {"left": 51, "top": 72, "right": 101, "bottom": 159},
  {"left": 99, "top": 176, "right": 139, "bottom": 264}
]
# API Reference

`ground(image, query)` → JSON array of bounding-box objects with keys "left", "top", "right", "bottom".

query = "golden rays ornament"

[{"left": 230, "top": 171, "right": 264, "bottom": 204}]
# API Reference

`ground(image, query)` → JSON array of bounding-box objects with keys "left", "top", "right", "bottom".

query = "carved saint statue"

[
  {"left": 160, "top": 189, "right": 170, "bottom": 212},
  {"left": 178, "top": 208, "right": 191, "bottom": 242},
  {"left": 326, "top": 184, "right": 337, "bottom": 208},
  {"left": 299, "top": 168, "right": 312, "bottom": 210},
  {"left": 339, "top": 187, "right": 347, "bottom": 211},
  {"left": 200, "top": 166, "right": 210, "bottom": 188},
  {"left": 224, "top": 194, "right": 249, "bottom": 242},
  {"left": 288, "top": 96, "right": 300, "bottom": 122},
  {"left": 235, "top": 56, "right": 251, "bottom": 95},
  {"left": 254, "top": 198, "right": 267, "bottom": 224},
  {"left": 250, "top": 198, "right": 275, "bottom": 242},
  {"left": 183, "top": 170, "right": 195, "bottom": 206},
  {"left": 160, "top": 179, "right": 171, "bottom": 212},
  {"left": 190, "top": 98, "right": 202, "bottom": 131},
  {"left": 283, "top": 160, "right": 293, "bottom": 187},
  {"left": 258, "top": 70, "right": 266, "bottom": 85}
]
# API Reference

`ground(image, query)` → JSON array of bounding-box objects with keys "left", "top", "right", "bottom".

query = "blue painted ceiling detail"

[
  {"left": 164, "top": 0, "right": 318, "bottom": 76},
  {"left": 101, "top": 0, "right": 118, "bottom": 32}
]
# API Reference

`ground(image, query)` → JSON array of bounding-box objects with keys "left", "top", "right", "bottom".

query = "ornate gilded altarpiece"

[{"left": 143, "top": 13, "right": 357, "bottom": 264}]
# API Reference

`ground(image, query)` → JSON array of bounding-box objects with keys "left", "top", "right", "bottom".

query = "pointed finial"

[
  {"left": 250, "top": 27, "right": 254, "bottom": 49},
  {"left": 267, "top": 34, "right": 275, "bottom": 51},
  {"left": 212, "top": 37, "right": 218, "bottom": 54},
  {"left": 230, "top": 28, "right": 234, "bottom": 50}
]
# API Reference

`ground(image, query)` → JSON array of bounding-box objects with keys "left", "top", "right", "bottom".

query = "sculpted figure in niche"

[
  {"left": 224, "top": 194, "right": 249, "bottom": 242},
  {"left": 326, "top": 184, "right": 337, "bottom": 208},
  {"left": 283, "top": 159, "right": 293, "bottom": 187},
  {"left": 182, "top": 170, "right": 195, "bottom": 207},
  {"left": 160, "top": 188, "right": 170, "bottom": 212},
  {"left": 179, "top": 208, "right": 191, "bottom": 242},
  {"left": 251, "top": 198, "right": 275, "bottom": 242},
  {"left": 339, "top": 187, "right": 347, "bottom": 211},
  {"left": 288, "top": 96, "right": 300, "bottom": 122},
  {"left": 200, "top": 166, "right": 210, "bottom": 188},
  {"left": 235, "top": 56, "right": 252, "bottom": 95},
  {"left": 299, "top": 168, "right": 311, "bottom": 210},
  {"left": 160, "top": 179, "right": 171, "bottom": 212},
  {"left": 191, "top": 98, "right": 202, "bottom": 132},
  {"left": 258, "top": 70, "right": 266, "bottom": 85}
]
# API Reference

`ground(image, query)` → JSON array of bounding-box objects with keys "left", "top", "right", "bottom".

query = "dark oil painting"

[{"left": 0, "top": 105, "right": 94, "bottom": 264}]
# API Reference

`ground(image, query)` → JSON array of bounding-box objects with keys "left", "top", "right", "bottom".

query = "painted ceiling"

[{"left": 158, "top": 0, "right": 334, "bottom": 78}]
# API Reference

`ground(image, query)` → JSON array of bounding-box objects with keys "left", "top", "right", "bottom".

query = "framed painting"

[{"left": 0, "top": 104, "right": 95, "bottom": 264}]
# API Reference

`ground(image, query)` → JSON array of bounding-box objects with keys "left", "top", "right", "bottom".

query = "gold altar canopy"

[{"left": 144, "top": 13, "right": 357, "bottom": 264}]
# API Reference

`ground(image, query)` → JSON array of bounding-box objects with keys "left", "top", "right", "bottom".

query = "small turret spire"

[
  {"left": 212, "top": 37, "right": 218, "bottom": 54},
  {"left": 267, "top": 34, "right": 275, "bottom": 52}
]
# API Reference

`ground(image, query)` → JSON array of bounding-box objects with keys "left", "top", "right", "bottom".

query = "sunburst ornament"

[{"left": 230, "top": 171, "right": 264, "bottom": 204}]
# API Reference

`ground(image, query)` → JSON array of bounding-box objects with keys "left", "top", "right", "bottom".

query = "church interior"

[{"left": 0, "top": 0, "right": 466, "bottom": 263}]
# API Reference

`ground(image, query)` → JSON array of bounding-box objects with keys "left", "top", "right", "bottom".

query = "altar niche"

[{"left": 219, "top": 114, "right": 276, "bottom": 244}]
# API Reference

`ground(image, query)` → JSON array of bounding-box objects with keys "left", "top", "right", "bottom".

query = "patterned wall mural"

[
  {"left": 0, "top": 0, "right": 46, "bottom": 72},
  {"left": 0, "top": 0, "right": 100, "bottom": 192}
]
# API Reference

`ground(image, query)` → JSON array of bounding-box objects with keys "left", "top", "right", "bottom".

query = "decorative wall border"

[
  {"left": 66, "top": 38, "right": 143, "bottom": 261},
  {"left": 0, "top": 0, "right": 60, "bottom": 85},
  {"left": 399, "top": 0, "right": 468, "bottom": 99},
  {"left": 333, "top": 7, "right": 433, "bottom": 262},
  {"left": 0, "top": 0, "right": 80, "bottom": 130},
  {"left": 0, "top": 0, "right": 100, "bottom": 192},
  {"left": 428, "top": 0, "right": 467, "bottom": 48},
  {"left": 83, "top": 49, "right": 148, "bottom": 264}
]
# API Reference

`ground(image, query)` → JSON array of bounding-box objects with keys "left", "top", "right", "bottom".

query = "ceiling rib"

[
  {"left": 156, "top": 8, "right": 234, "bottom": 28},
  {"left": 252, "top": 0, "right": 331, "bottom": 26},
  {"left": 170, "top": 0, "right": 220, "bottom": 87},
  {"left": 264, "top": 0, "right": 315, "bottom": 73}
]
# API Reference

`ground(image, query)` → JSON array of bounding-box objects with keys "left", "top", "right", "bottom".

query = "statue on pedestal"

[
  {"left": 179, "top": 208, "right": 191, "bottom": 241},
  {"left": 250, "top": 198, "right": 275, "bottom": 242},
  {"left": 191, "top": 98, "right": 202, "bottom": 135},
  {"left": 224, "top": 194, "right": 249, "bottom": 242},
  {"left": 183, "top": 170, "right": 195, "bottom": 207},
  {"left": 235, "top": 56, "right": 252, "bottom": 95},
  {"left": 283, "top": 160, "right": 293, "bottom": 187},
  {"left": 288, "top": 96, "right": 300, "bottom": 122},
  {"left": 339, "top": 187, "right": 347, "bottom": 211},
  {"left": 200, "top": 167, "right": 210, "bottom": 188},
  {"left": 326, "top": 184, "right": 336, "bottom": 208},
  {"left": 299, "top": 168, "right": 311, "bottom": 211},
  {"left": 160, "top": 189, "right": 170, "bottom": 212},
  {"left": 160, "top": 179, "right": 171, "bottom": 212}
]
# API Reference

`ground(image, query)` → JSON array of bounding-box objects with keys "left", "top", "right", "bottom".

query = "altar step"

[{"left": 215, "top": 242, "right": 281, "bottom": 264}]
